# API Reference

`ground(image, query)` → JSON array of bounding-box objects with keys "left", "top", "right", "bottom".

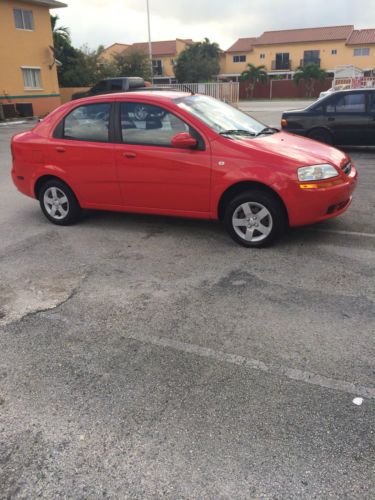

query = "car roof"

[
  {"left": 79, "top": 90, "right": 192, "bottom": 102},
  {"left": 329, "top": 88, "right": 375, "bottom": 94}
]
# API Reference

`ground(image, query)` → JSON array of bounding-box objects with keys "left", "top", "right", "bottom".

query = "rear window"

[{"left": 109, "top": 79, "right": 123, "bottom": 91}]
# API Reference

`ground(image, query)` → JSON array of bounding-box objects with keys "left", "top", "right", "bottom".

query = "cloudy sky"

[{"left": 53, "top": 0, "right": 375, "bottom": 51}]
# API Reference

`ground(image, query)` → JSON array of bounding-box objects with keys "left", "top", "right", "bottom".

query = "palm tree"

[
  {"left": 50, "top": 14, "right": 71, "bottom": 48},
  {"left": 240, "top": 64, "right": 267, "bottom": 98},
  {"left": 293, "top": 63, "right": 327, "bottom": 97}
]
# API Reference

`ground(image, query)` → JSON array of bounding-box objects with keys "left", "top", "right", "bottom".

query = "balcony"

[
  {"left": 300, "top": 58, "right": 321, "bottom": 68},
  {"left": 271, "top": 60, "right": 292, "bottom": 71}
]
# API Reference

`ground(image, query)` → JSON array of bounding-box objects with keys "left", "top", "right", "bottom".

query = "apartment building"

[
  {"left": 220, "top": 25, "right": 375, "bottom": 80},
  {"left": 0, "top": 0, "right": 66, "bottom": 117},
  {"left": 100, "top": 39, "right": 194, "bottom": 83}
]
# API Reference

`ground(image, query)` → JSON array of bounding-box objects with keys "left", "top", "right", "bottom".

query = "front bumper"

[{"left": 286, "top": 164, "right": 358, "bottom": 227}]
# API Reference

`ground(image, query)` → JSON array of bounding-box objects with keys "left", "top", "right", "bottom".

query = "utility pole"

[{"left": 146, "top": 0, "right": 153, "bottom": 81}]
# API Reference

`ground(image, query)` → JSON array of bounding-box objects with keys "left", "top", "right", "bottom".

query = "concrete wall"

[
  {"left": 239, "top": 78, "right": 333, "bottom": 100},
  {"left": 60, "top": 87, "right": 90, "bottom": 104}
]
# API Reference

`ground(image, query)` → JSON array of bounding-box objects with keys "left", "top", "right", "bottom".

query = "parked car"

[
  {"left": 11, "top": 91, "right": 357, "bottom": 247},
  {"left": 281, "top": 88, "right": 375, "bottom": 146},
  {"left": 71, "top": 77, "right": 147, "bottom": 100}
]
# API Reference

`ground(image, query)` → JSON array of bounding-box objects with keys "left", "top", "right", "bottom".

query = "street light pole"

[{"left": 146, "top": 0, "right": 153, "bottom": 81}]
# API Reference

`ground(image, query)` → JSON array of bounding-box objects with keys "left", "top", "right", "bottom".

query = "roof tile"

[
  {"left": 253, "top": 25, "right": 354, "bottom": 45},
  {"left": 226, "top": 37, "right": 257, "bottom": 53},
  {"left": 127, "top": 39, "right": 193, "bottom": 56},
  {"left": 347, "top": 29, "right": 375, "bottom": 45}
]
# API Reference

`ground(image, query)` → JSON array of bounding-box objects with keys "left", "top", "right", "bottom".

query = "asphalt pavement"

[{"left": 0, "top": 114, "right": 374, "bottom": 499}]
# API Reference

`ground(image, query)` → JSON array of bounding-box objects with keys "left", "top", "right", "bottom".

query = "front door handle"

[
  {"left": 123, "top": 151, "right": 136, "bottom": 159},
  {"left": 55, "top": 146, "right": 66, "bottom": 153},
  {"left": 328, "top": 117, "right": 335, "bottom": 122}
]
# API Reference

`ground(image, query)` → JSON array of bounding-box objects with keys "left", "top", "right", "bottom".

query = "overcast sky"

[{"left": 53, "top": 0, "right": 375, "bottom": 51}]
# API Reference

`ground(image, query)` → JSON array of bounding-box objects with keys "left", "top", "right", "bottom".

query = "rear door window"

[
  {"left": 63, "top": 103, "right": 111, "bottom": 142},
  {"left": 370, "top": 93, "right": 375, "bottom": 112},
  {"left": 327, "top": 93, "right": 366, "bottom": 113}
]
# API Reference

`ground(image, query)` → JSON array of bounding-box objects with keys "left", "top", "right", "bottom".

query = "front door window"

[{"left": 120, "top": 102, "right": 190, "bottom": 147}]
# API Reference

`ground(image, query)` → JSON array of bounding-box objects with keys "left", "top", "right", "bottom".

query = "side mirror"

[{"left": 170, "top": 132, "right": 197, "bottom": 149}]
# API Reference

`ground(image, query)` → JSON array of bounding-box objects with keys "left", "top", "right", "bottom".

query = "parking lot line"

[
  {"left": 304, "top": 228, "right": 375, "bottom": 239},
  {"left": 127, "top": 331, "right": 375, "bottom": 400}
]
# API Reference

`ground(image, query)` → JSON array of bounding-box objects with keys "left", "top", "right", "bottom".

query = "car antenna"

[{"left": 181, "top": 84, "right": 195, "bottom": 95}]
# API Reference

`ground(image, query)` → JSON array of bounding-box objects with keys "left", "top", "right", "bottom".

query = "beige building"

[
  {"left": 220, "top": 25, "right": 375, "bottom": 80},
  {"left": 101, "top": 39, "right": 194, "bottom": 83},
  {"left": 0, "top": 0, "right": 66, "bottom": 117}
]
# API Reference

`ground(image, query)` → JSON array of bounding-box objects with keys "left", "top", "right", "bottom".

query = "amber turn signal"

[{"left": 281, "top": 119, "right": 288, "bottom": 128}]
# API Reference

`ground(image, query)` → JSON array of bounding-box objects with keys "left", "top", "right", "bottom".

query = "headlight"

[{"left": 297, "top": 164, "right": 339, "bottom": 182}]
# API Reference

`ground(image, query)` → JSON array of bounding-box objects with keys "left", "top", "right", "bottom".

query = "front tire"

[
  {"left": 224, "top": 190, "right": 286, "bottom": 247},
  {"left": 39, "top": 179, "right": 81, "bottom": 226}
]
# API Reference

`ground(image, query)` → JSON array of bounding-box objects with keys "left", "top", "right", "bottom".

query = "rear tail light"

[{"left": 281, "top": 118, "right": 288, "bottom": 128}]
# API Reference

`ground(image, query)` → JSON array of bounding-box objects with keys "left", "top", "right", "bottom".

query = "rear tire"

[
  {"left": 308, "top": 128, "right": 333, "bottom": 145},
  {"left": 224, "top": 190, "right": 286, "bottom": 247},
  {"left": 39, "top": 179, "right": 81, "bottom": 226}
]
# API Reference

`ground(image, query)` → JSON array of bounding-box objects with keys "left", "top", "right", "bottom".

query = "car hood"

[{"left": 235, "top": 131, "right": 347, "bottom": 167}]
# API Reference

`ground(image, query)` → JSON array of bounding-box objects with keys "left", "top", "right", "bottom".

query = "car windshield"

[{"left": 175, "top": 95, "right": 265, "bottom": 137}]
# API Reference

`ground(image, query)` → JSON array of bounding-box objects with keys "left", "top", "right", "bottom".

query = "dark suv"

[
  {"left": 71, "top": 77, "right": 146, "bottom": 100},
  {"left": 281, "top": 88, "right": 375, "bottom": 146}
]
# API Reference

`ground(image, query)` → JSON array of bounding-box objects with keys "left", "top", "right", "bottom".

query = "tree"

[
  {"left": 51, "top": 15, "right": 116, "bottom": 87},
  {"left": 111, "top": 49, "right": 152, "bottom": 81},
  {"left": 240, "top": 64, "right": 267, "bottom": 99},
  {"left": 293, "top": 63, "right": 327, "bottom": 97},
  {"left": 174, "top": 39, "right": 220, "bottom": 82},
  {"left": 50, "top": 14, "right": 70, "bottom": 47}
]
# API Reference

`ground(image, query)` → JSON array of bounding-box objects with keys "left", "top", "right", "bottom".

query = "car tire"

[
  {"left": 308, "top": 128, "right": 333, "bottom": 145},
  {"left": 39, "top": 179, "right": 81, "bottom": 226},
  {"left": 224, "top": 190, "right": 286, "bottom": 247}
]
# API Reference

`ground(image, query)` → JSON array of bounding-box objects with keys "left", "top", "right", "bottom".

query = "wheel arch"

[
  {"left": 217, "top": 181, "right": 289, "bottom": 224},
  {"left": 34, "top": 175, "right": 74, "bottom": 200}
]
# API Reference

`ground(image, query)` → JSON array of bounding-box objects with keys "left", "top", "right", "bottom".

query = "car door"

[
  {"left": 325, "top": 91, "right": 369, "bottom": 145},
  {"left": 50, "top": 101, "right": 121, "bottom": 207},
  {"left": 114, "top": 100, "right": 211, "bottom": 215},
  {"left": 367, "top": 91, "right": 375, "bottom": 146}
]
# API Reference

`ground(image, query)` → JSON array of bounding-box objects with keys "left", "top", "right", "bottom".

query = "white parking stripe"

[
  {"left": 127, "top": 331, "right": 375, "bottom": 399},
  {"left": 304, "top": 228, "right": 375, "bottom": 239}
]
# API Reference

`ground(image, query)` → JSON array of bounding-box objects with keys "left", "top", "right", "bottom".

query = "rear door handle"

[
  {"left": 328, "top": 117, "right": 335, "bottom": 122},
  {"left": 123, "top": 151, "right": 136, "bottom": 159},
  {"left": 56, "top": 146, "right": 66, "bottom": 153}
]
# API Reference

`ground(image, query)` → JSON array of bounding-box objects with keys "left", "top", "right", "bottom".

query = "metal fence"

[
  {"left": 333, "top": 77, "right": 375, "bottom": 89},
  {"left": 154, "top": 82, "right": 239, "bottom": 104}
]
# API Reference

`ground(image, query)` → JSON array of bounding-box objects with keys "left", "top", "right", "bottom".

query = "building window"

[
  {"left": 260, "top": 53, "right": 265, "bottom": 59},
  {"left": 152, "top": 59, "right": 163, "bottom": 76},
  {"left": 14, "top": 9, "right": 34, "bottom": 30},
  {"left": 22, "top": 68, "right": 42, "bottom": 89},
  {"left": 353, "top": 48, "right": 370, "bottom": 56},
  {"left": 233, "top": 55, "right": 246, "bottom": 63},
  {"left": 331, "top": 49, "right": 337, "bottom": 55}
]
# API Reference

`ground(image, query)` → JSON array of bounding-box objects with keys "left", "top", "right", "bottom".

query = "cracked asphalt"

[{"left": 0, "top": 119, "right": 374, "bottom": 499}]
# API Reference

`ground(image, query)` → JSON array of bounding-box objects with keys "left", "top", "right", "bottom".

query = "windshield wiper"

[
  {"left": 219, "top": 129, "right": 256, "bottom": 137},
  {"left": 256, "top": 127, "right": 279, "bottom": 136}
]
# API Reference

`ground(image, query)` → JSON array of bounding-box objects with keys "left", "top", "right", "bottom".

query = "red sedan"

[{"left": 11, "top": 91, "right": 357, "bottom": 247}]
